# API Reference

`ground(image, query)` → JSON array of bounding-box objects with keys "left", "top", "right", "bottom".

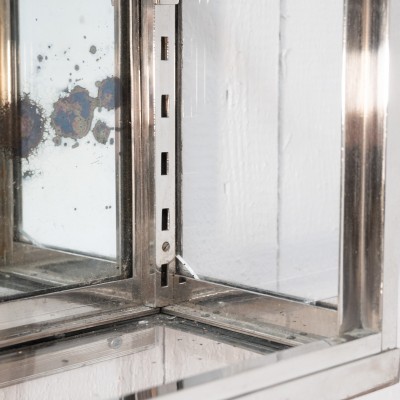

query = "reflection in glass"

[{"left": 180, "top": 0, "right": 343, "bottom": 302}]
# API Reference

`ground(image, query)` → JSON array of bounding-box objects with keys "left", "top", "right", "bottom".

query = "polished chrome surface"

[
  {"left": 115, "top": 0, "right": 134, "bottom": 279},
  {"left": 0, "top": 318, "right": 386, "bottom": 399},
  {"left": 0, "top": 0, "right": 14, "bottom": 265},
  {"left": 165, "top": 276, "right": 337, "bottom": 345},
  {"left": 2, "top": 330, "right": 389, "bottom": 400},
  {"left": 0, "top": 324, "right": 157, "bottom": 389},
  {"left": 0, "top": 315, "right": 282, "bottom": 396},
  {"left": 130, "top": 0, "right": 143, "bottom": 288},
  {"left": 139, "top": 0, "right": 158, "bottom": 307},
  {"left": 339, "top": 0, "right": 389, "bottom": 333},
  {"left": 114, "top": 331, "right": 383, "bottom": 399},
  {"left": 0, "top": 279, "right": 157, "bottom": 348}
]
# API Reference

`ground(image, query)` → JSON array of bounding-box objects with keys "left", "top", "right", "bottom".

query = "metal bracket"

[
  {"left": 140, "top": 0, "right": 176, "bottom": 307},
  {"left": 154, "top": 3, "right": 177, "bottom": 306}
]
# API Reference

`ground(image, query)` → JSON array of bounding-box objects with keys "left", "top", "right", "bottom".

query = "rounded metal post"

[{"left": 0, "top": 0, "right": 14, "bottom": 264}]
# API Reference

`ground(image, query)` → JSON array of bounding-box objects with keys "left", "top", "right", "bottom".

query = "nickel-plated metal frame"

[{"left": 0, "top": 0, "right": 14, "bottom": 265}]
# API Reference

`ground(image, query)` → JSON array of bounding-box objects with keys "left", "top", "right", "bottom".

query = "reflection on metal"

[
  {"left": 140, "top": 0, "right": 176, "bottom": 307},
  {"left": 0, "top": 0, "right": 13, "bottom": 265},
  {"left": 0, "top": 243, "right": 120, "bottom": 301},
  {"left": 165, "top": 276, "right": 337, "bottom": 345},
  {"left": 339, "top": 0, "right": 389, "bottom": 334},
  {"left": 113, "top": 332, "right": 385, "bottom": 400},
  {"left": 0, "top": 324, "right": 158, "bottom": 387},
  {"left": 0, "top": 325, "right": 157, "bottom": 388},
  {"left": 0, "top": 278, "right": 158, "bottom": 348},
  {"left": 175, "top": 255, "right": 199, "bottom": 280},
  {"left": 115, "top": 0, "right": 134, "bottom": 279},
  {"left": 139, "top": 0, "right": 158, "bottom": 306},
  {"left": 0, "top": 315, "right": 282, "bottom": 394}
]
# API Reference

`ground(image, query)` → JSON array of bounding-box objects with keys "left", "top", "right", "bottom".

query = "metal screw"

[{"left": 162, "top": 242, "right": 170, "bottom": 252}]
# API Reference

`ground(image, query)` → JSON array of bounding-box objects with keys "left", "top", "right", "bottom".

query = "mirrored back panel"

[
  {"left": 0, "top": 0, "right": 132, "bottom": 300},
  {"left": 178, "top": 0, "right": 344, "bottom": 303}
]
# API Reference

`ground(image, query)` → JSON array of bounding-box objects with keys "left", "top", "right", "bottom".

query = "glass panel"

[
  {"left": 180, "top": 0, "right": 343, "bottom": 303},
  {"left": 0, "top": 0, "right": 130, "bottom": 300}
]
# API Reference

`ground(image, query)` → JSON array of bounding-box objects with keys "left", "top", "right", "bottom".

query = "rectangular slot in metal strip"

[
  {"left": 161, "top": 152, "right": 169, "bottom": 175},
  {"left": 161, "top": 36, "right": 169, "bottom": 60},
  {"left": 154, "top": 4, "right": 176, "bottom": 305}
]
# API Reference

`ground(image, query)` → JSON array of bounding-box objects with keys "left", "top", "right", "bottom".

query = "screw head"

[{"left": 162, "top": 242, "right": 170, "bottom": 252}]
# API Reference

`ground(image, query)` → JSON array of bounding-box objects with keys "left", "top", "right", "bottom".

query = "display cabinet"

[{"left": 0, "top": 0, "right": 399, "bottom": 398}]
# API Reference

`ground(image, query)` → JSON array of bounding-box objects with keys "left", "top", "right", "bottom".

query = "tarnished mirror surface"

[
  {"left": 0, "top": 0, "right": 131, "bottom": 300},
  {"left": 179, "top": 0, "right": 343, "bottom": 303},
  {"left": 17, "top": 0, "right": 119, "bottom": 259}
]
